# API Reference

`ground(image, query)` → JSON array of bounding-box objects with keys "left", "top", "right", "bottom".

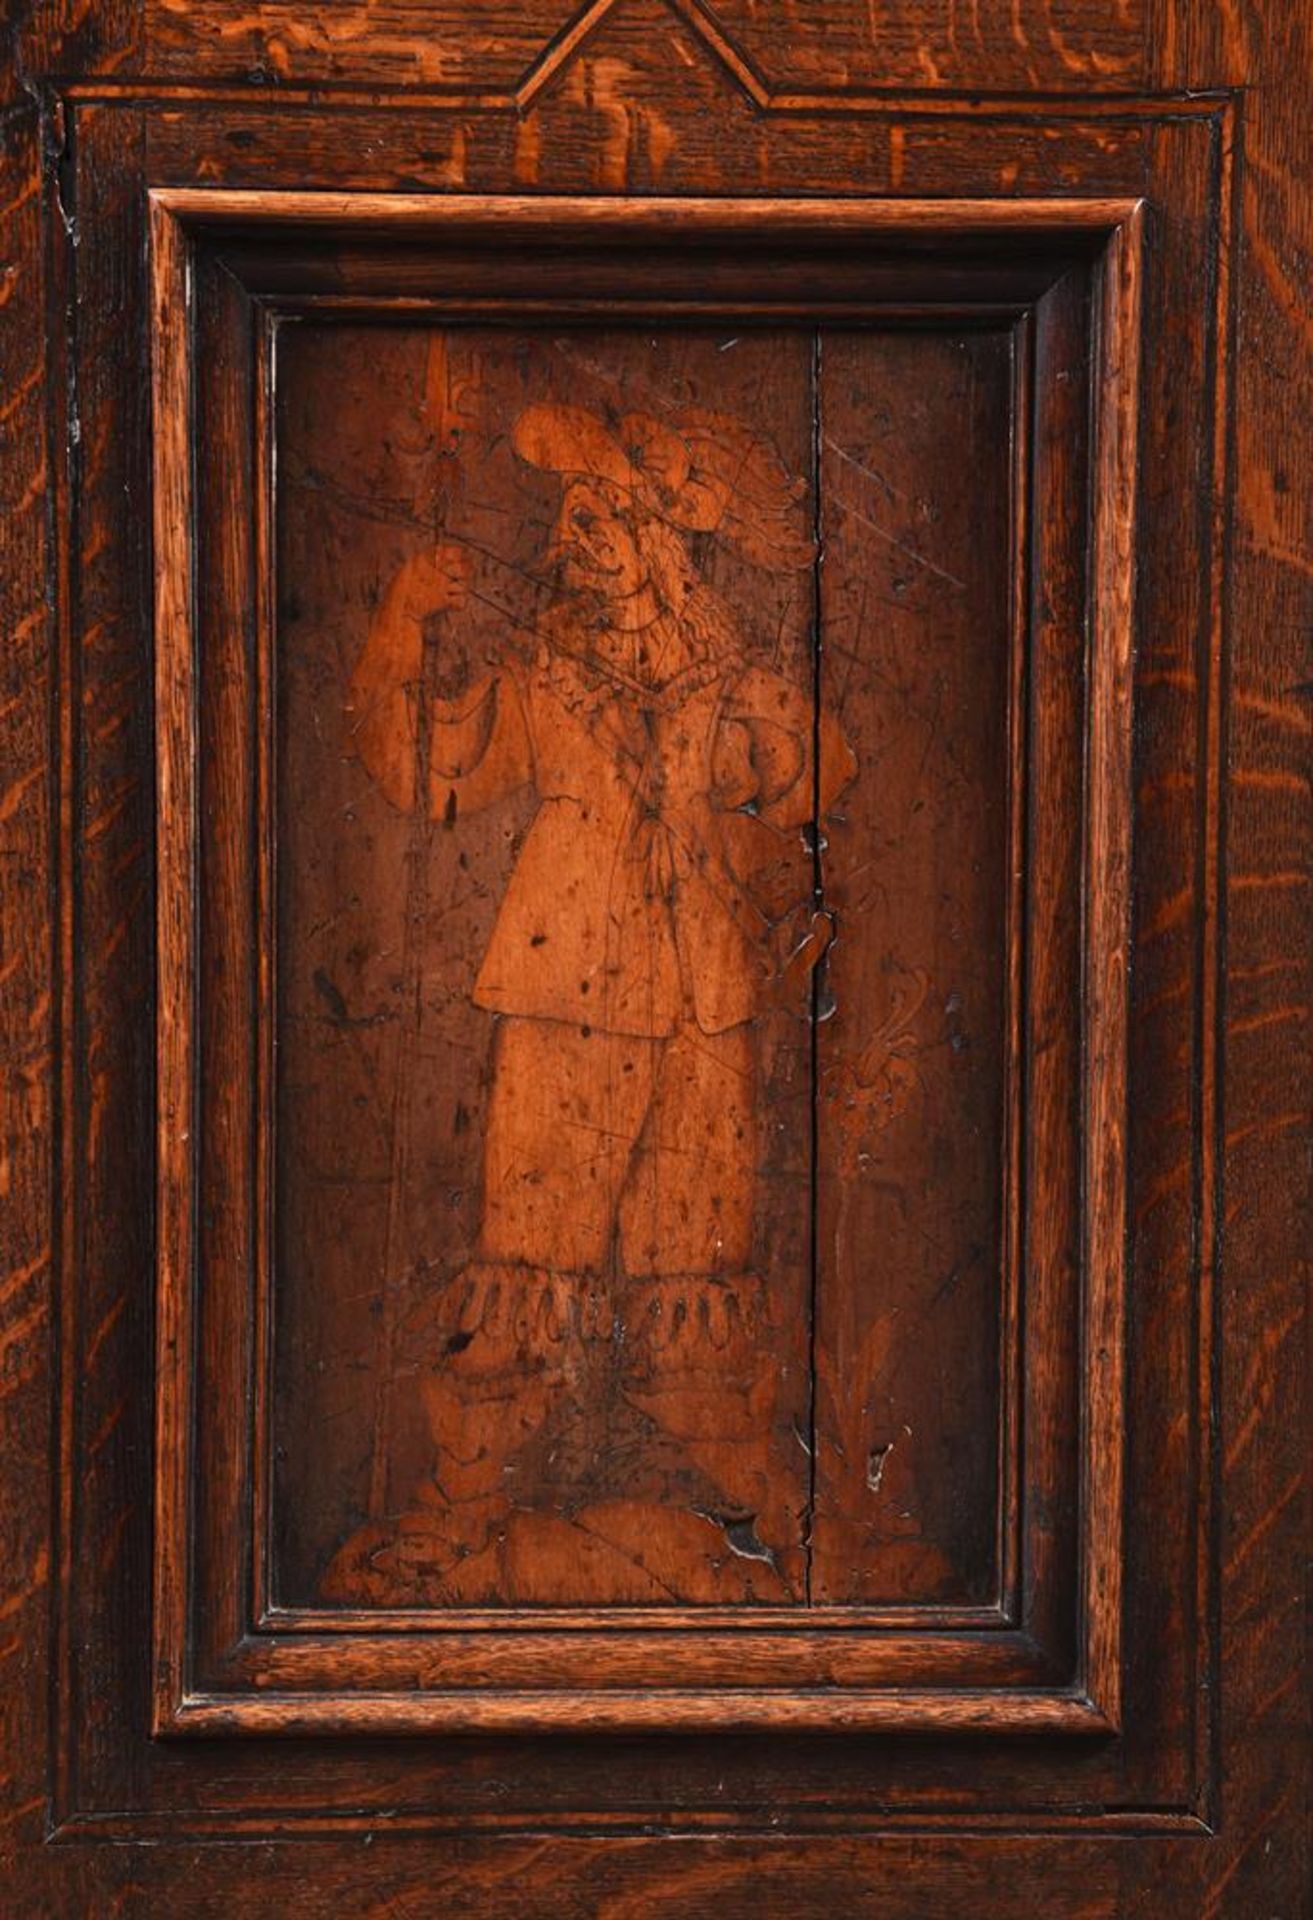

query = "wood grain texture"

[
  {"left": 1080, "top": 199, "right": 1141, "bottom": 1728},
  {"left": 0, "top": 0, "right": 1305, "bottom": 1909},
  {"left": 148, "top": 185, "right": 1143, "bottom": 232},
  {"left": 25, "top": 93, "right": 1228, "bottom": 1843},
  {"left": 270, "top": 322, "right": 817, "bottom": 1611},
  {"left": 696, "top": 0, "right": 1145, "bottom": 94},
  {"left": 138, "top": 191, "right": 1136, "bottom": 1736},
  {"left": 1142, "top": 3, "right": 1312, "bottom": 1915},
  {"left": 812, "top": 326, "right": 1018, "bottom": 1609},
  {"left": 142, "top": 0, "right": 619, "bottom": 94},
  {"left": 150, "top": 182, "right": 195, "bottom": 1736},
  {"left": 0, "top": 97, "right": 54, "bottom": 1868},
  {"left": 137, "top": 95, "right": 1155, "bottom": 204},
  {"left": 135, "top": 0, "right": 1146, "bottom": 96},
  {"left": 75, "top": 104, "right": 169, "bottom": 1828}
]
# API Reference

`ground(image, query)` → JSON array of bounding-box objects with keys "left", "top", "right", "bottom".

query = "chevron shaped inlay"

[{"left": 516, "top": 0, "right": 770, "bottom": 109}]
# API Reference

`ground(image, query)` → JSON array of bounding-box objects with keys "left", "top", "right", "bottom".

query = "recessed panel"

[
  {"left": 268, "top": 320, "right": 1016, "bottom": 1612},
  {"left": 813, "top": 330, "right": 1017, "bottom": 1605}
]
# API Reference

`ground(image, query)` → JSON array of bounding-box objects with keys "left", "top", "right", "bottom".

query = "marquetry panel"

[
  {"left": 10, "top": 0, "right": 1304, "bottom": 1909},
  {"left": 30, "top": 68, "right": 1239, "bottom": 1850},
  {"left": 148, "top": 189, "right": 1138, "bottom": 1735}
]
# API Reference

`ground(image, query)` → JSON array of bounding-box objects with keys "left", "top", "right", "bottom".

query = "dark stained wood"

[
  {"left": 702, "top": 0, "right": 1145, "bottom": 93},
  {"left": 812, "top": 326, "right": 1018, "bottom": 1609},
  {"left": 139, "top": 189, "right": 1137, "bottom": 1734},
  {"left": 137, "top": 97, "right": 1154, "bottom": 205},
  {"left": 0, "top": 0, "right": 1306, "bottom": 1910},
  {"left": 1013, "top": 262, "right": 1090, "bottom": 1683},
  {"left": 0, "top": 94, "right": 56, "bottom": 1861},
  {"left": 1142, "top": 4, "right": 1312, "bottom": 1915},
  {"left": 138, "top": 0, "right": 1145, "bottom": 97}
]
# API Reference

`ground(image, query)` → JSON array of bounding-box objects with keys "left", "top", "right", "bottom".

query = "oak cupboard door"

[{"left": 1, "top": 2, "right": 1307, "bottom": 1914}]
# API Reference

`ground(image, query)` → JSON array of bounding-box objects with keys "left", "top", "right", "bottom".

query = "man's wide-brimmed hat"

[{"left": 511, "top": 401, "right": 815, "bottom": 573}]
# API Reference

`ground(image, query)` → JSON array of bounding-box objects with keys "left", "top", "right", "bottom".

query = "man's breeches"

[{"left": 477, "top": 1015, "right": 757, "bottom": 1277}]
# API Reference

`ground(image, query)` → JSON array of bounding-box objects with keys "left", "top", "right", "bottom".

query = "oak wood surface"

[
  {"left": 812, "top": 325, "right": 1017, "bottom": 1609},
  {"left": 0, "top": 0, "right": 1306, "bottom": 1912},
  {"left": 140, "top": 190, "right": 1137, "bottom": 1735},
  {"left": 272, "top": 320, "right": 819, "bottom": 1612}
]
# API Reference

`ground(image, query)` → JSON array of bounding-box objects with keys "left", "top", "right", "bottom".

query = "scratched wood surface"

[
  {"left": 138, "top": 0, "right": 1145, "bottom": 94},
  {"left": 147, "top": 205, "right": 1123, "bottom": 1734},
  {"left": 270, "top": 321, "right": 1019, "bottom": 1613},
  {"left": 812, "top": 328, "right": 1016, "bottom": 1607},
  {"left": 1, "top": 0, "right": 1307, "bottom": 1911},
  {"left": 273, "top": 324, "right": 819, "bottom": 1608}
]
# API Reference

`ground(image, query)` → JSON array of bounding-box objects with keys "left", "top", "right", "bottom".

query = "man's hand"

[
  {"left": 391, "top": 542, "right": 473, "bottom": 623},
  {"left": 349, "top": 542, "right": 475, "bottom": 812}
]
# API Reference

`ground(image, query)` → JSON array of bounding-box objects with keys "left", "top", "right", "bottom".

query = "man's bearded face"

[{"left": 551, "top": 480, "right": 648, "bottom": 602}]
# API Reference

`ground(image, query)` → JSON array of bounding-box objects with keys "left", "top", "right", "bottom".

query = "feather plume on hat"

[{"left": 512, "top": 402, "right": 815, "bottom": 573}]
